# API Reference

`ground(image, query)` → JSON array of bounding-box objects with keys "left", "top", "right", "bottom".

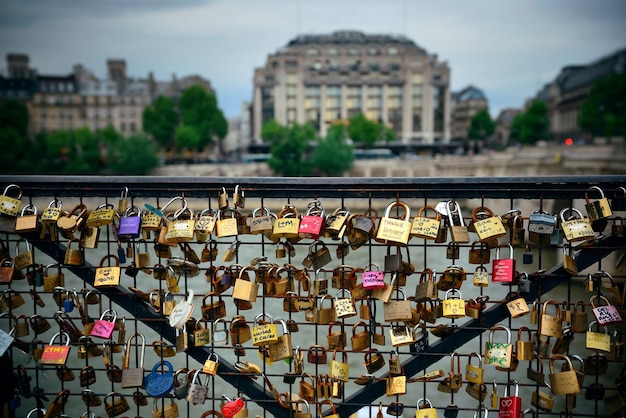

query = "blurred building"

[
  {"left": 252, "top": 30, "right": 451, "bottom": 144},
  {"left": 493, "top": 108, "right": 522, "bottom": 147},
  {"left": 1, "top": 54, "right": 214, "bottom": 137},
  {"left": 450, "top": 85, "right": 488, "bottom": 141},
  {"left": 533, "top": 47, "right": 626, "bottom": 140}
]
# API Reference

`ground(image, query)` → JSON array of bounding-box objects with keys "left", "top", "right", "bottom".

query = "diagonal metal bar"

[
  {"left": 333, "top": 233, "right": 625, "bottom": 417},
  {"left": 30, "top": 240, "right": 287, "bottom": 416}
]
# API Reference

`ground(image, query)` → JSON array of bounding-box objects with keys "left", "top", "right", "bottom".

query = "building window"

[
  {"left": 347, "top": 48, "right": 360, "bottom": 56},
  {"left": 367, "top": 48, "right": 379, "bottom": 56},
  {"left": 287, "top": 108, "right": 296, "bottom": 124},
  {"left": 306, "top": 48, "right": 319, "bottom": 56},
  {"left": 328, "top": 60, "right": 339, "bottom": 71},
  {"left": 306, "top": 86, "right": 320, "bottom": 97},
  {"left": 328, "top": 48, "right": 339, "bottom": 56},
  {"left": 388, "top": 47, "right": 399, "bottom": 56},
  {"left": 368, "top": 62, "right": 380, "bottom": 71},
  {"left": 389, "top": 62, "right": 401, "bottom": 71},
  {"left": 286, "top": 60, "right": 297, "bottom": 68}
]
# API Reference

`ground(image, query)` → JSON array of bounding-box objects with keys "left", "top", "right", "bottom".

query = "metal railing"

[{"left": 1, "top": 175, "right": 625, "bottom": 418}]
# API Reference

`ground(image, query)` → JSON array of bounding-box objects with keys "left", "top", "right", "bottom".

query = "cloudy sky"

[{"left": 1, "top": 0, "right": 625, "bottom": 119}]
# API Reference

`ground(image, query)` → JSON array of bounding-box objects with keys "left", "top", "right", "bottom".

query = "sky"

[{"left": 0, "top": 0, "right": 625, "bottom": 119}]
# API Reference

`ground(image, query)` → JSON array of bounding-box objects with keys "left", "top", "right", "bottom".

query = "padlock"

[
  {"left": 586, "top": 320, "right": 610, "bottom": 352},
  {"left": 63, "top": 238, "right": 84, "bottom": 266},
  {"left": 562, "top": 243, "right": 578, "bottom": 276},
  {"left": 144, "top": 360, "right": 175, "bottom": 398},
  {"left": 118, "top": 205, "right": 142, "bottom": 241},
  {"left": 414, "top": 267, "right": 437, "bottom": 301},
  {"left": 298, "top": 200, "right": 325, "bottom": 239},
  {"left": 232, "top": 267, "right": 258, "bottom": 303},
  {"left": 485, "top": 324, "right": 513, "bottom": 369},
  {"left": 324, "top": 321, "right": 345, "bottom": 351},
  {"left": 410, "top": 205, "right": 441, "bottom": 240},
  {"left": 376, "top": 200, "right": 411, "bottom": 245},
  {"left": 446, "top": 241, "right": 460, "bottom": 260},
  {"left": 473, "top": 265, "right": 489, "bottom": 287},
  {"left": 386, "top": 371, "right": 407, "bottom": 396},
  {"left": 510, "top": 215, "right": 525, "bottom": 246},
  {"left": 515, "top": 327, "right": 534, "bottom": 361},
  {"left": 201, "top": 291, "right": 227, "bottom": 321},
  {"left": 121, "top": 333, "right": 145, "bottom": 388},
  {"left": 272, "top": 205, "right": 300, "bottom": 238},
  {"left": 549, "top": 354, "right": 580, "bottom": 395},
  {"left": 329, "top": 348, "right": 349, "bottom": 382},
  {"left": 465, "top": 352, "right": 484, "bottom": 384},
  {"left": 383, "top": 287, "right": 413, "bottom": 322},
  {"left": 91, "top": 309, "right": 118, "bottom": 339},
  {"left": 472, "top": 205, "right": 506, "bottom": 242},
  {"left": 447, "top": 199, "right": 470, "bottom": 243},
  {"left": 15, "top": 204, "right": 39, "bottom": 233},
  {"left": 372, "top": 322, "right": 386, "bottom": 346},
  {"left": 152, "top": 397, "right": 179, "bottom": 418},
  {"left": 350, "top": 321, "right": 370, "bottom": 352},
  {"left": 415, "top": 398, "right": 438, "bottom": 418},
  {"left": 268, "top": 318, "right": 293, "bottom": 362},
  {"left": 251, "top": 313, "right": 278, "bottom": 346},
  {"left": 39, "top": 198, "right": 63, "bottom": 239},
  {"left": 175, "top": 323, "right": 189, "bottom": 352},
  {"left": 585, "top": 185, "right": 613, "bottom": 222},
  {"left": 505, "top": 291, "right": 530, "bottom": 318},
  {"left": 80, "top": 224, "right": 100, "bottom": 249},
  {"left": 540, "top": 299, "right": 563, "bottom": 338},
  {"left": 29, "top": 313, "right": 51, "bottom": 335},
  {"left": 87, "top": 203, "right": 116, "bottom": 227},
  {"left": 410, "top": 322, "right": 429, "bottom": 354},
  {"left": 591, "top": 294, "right": 622, "bottom": 326},
  {"left": 165, "top": 207, "right": 195, "bottom": 242},
  {"left": 468, "top": 240, "right": 490, "bottom": 264},
  {"left": 528, "top": 209, "right": 555, "bottom": 234},
  {"left": 302, "top": 239, "right": 332, "bottom": 269},
  {"left": 530, "top": 382, "right": 554, "bottom": 412},
  {"left": 437, "top": 352, "right": 462, "bottom": 393},
  {"left": 316, "top": 294, "right": 336, "bottom": 324},
  {"left": 492, "top": 243, "right": 516, "bottom": 283},
  {"left": 389, "top": 324, "right": 414, "bottom": 347},
  {"left": 465, "top": 381, "right": 487, "bottom": 402},
  {"left": 39, "top": 332, "right": 71, "bottom": 365},
  {"left": 361, "top": 262, "right": 385, "bottom": 289},
  {"left": 187, "top": 370, "right": 209, "bottom": 405},
  {"left": 442, "top": 288, "right": 465, "bottom": 319},
  {"left": 334, "top": 288, "right": 356, "bottom": 318},
  {"left": 560, "top": 207, "right": 595, "bottom": 243},
  {"left": 522, "top": 244, "right": 533, "bottom": 264},
  {"left": 498, "top": 379, "right": 522, "bottom": 418},
  {"left": 437, "top": 265, "right": 466, "bottom": 291},
  {"left": 0, "top": 183, "right": 22, "bottom": 216},
  {"left": 94, "top": 255, "right": 121, "bottom": 288}
]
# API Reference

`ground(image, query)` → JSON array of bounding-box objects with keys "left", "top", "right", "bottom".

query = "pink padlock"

[
  {"left": 591, "top": 295, "right": 622, "bottom": 326},
  {"left": 90, "top": 309, "right": 118, "bottom": 339},
  {"left": 362, "top": 263, "right": 385, "bottom": 289}
]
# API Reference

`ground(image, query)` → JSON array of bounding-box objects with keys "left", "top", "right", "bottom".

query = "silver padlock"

[{"left": 518, "top": 272, "right": 532, "bottom": 293}]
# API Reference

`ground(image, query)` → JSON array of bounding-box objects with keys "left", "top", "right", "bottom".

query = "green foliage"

[
  {"left": 175, "top": 125, "right": 201, "bottom": 149},
  {"left": 142, "top": 96, "right": 178, "bottom": 147},
  {"left": 107, "top": 134, "right": 159, "bottom": 175},
  {"left": 311, "top": 125, "right": 354, "bottom": 176},
  {"left": 578, "top": 73, "right": 626, "bottom": 138},
  {"left": 0, "top": 100, "right": 29, "bottom": 136},
  {"left": 347, "top": 113, "right": 395, "bottom": 147},
  {"left": 0, "top": 127, "right": 29, "bottom": 173},
  {"left": 467, "top": 109, "right": 495, "bottom": 141},
  {"left": 510, "top": 100, "right": 549, "bottom": 144},
  {"left": 179, "top": 85, "right": 228, "bottom": 149},
  {"left": 267, "top": 122, "right": 314, "bottom": 176},
  {"left": 261, "top": 119, "right": 288, "bottom": 143},
  {"left": 264, "top": 119, "right": 354, "bottom": 177}
]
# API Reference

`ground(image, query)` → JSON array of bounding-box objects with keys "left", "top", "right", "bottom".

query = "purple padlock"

[{"left": 118, "top": 206, "right": 142, "bottom": 241}]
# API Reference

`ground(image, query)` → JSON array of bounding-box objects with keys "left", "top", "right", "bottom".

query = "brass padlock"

[
  {"left": 376, "top": 201, "right": 411, "bottom": 245},
  {"left": 64, "top": 239, "right": 83, "bottom": 266},
  {"left": 447, "top": 200, "right": 469, "bottom": 243}
]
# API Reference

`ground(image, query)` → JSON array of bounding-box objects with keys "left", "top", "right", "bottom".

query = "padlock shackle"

[
  {"left": 416, "top": 398, "right": 433, "bottom": 409},
  {"left": 383, "top": 200, "right": 410, "bottom": 221},
  {"left": 124, "top": 333, "right": 146, "bottom": 369},
  {"left": 488, "top": 324, "right": 511, "bottom": 343}
]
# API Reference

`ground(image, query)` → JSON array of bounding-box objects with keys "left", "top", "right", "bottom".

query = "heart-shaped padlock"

[{"left": 144, "top": 360, "right": 175, "bottom": 398}]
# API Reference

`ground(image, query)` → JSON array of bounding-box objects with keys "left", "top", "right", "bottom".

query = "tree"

[
  {"left": 266, "top": 121, "right": 315, "bottom": 176},
  {"left": 510, "top": 100, "right": 549, "bottom": 144},
  {"left": 179, "top": 85, "right": 228, "bottom": 149},
  {"left": 578, "top": 73, "right": 626, "bottom": 138},
  {"left": 347, "top": 113, "right": 396, "bottom": 147},
  {"left": 0, "top": 100, "right": 30, "bottom": 173},
  {"left": 311, "top": 124, "right": 354, "bottom": 176},
  {"left": 0, "top": 100, "right": 29, "bottom": 136},
  {"left": 107, "top": 134, "right": 159, "bottom": 175},
  {"left": 175, "top": 125, "right": 201, "bottom": 150},
  {"left": 261, "top": 119, "right": 288, "bottom": 143},
  {"left": 142, "top": 96, "right": 178, "bottom": 147},
  {"left": 467, "top": 109, "right": 495, "bottom": 141}
]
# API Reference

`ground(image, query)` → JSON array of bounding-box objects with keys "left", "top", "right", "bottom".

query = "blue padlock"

[
  {"left": 8, "top": 390, "right": 21, "bottom": 410},
  {"left": 117, "top": 242, "right": 126, "bottom": 264},
  {"left": 63, "top": 290, "right": 75, "bottom": 313},
  {"left": 144, "top": 360, "right": 175, "bottom": 398}
]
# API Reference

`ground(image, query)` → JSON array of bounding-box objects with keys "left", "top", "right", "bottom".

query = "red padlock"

[
  {"left": 492, "top": 243, "right": 516, "bottom": 283},
  {"left": 221, "top": 395, "right": 245, "bottom": 418},
  {"left": 498, "top": 379, "right": 522, "bottom": 418},
  {"left": 298, "top": 200, "right": 325, "bottom": 239}
]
